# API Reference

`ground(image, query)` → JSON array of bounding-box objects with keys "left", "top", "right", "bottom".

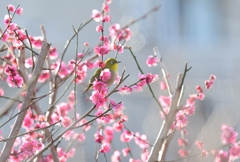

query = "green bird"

[{"left": 82, "top": 58, "right": 121, "bottom": 95}]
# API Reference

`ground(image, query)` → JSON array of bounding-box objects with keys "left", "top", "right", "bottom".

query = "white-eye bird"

[{"left": 82, "top": 58, "right": 120, "bottom": 95}]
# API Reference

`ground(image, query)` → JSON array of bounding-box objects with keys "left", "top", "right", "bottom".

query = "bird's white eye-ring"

[{"left": 110, "top": 60, "right": 115, "bottom": 64}]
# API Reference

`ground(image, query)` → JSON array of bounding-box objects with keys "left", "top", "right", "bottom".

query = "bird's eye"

[{"left": 110, "top": 60, "right": 114, "bottom": 64}]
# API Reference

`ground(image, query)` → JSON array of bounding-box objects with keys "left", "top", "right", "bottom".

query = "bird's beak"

[{"left": 116, "top": 61, "right": 121, "bottom": 64}]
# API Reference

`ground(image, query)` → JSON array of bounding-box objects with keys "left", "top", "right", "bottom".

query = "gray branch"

[{"left": 0, "top": 41, "right": 50, "bottom": 162}]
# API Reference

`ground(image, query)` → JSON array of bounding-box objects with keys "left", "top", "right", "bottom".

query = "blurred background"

[{"left": 1, "top": 0, "right": 240, "bottom": 161}]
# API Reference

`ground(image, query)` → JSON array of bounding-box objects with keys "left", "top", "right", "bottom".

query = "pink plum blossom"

[
  {"left": 196, "top": 85, "right": 203, "bottom": 93},
  {"left": 120, "top": 130, "right": 133, "bottom": 142},
  {"left": 79, "top": 119, "right": 91, "bottom": 131},
  {"left": 104, "top": 4, "right": 109, "bottom": 13},
  {"left": 94, "top": 59, "right": 106, "bottom": 68},
  {"left": 2, "top": 32, "right": 8, "bottom": 42},
  {"left": 8, "top": 23, "right": 17, "bottom": 31},
  {"left": 100, "top": 69, "right": 111, "bottom": 82},
  {"left": 90, "top": 91, "right": 106, "bottom": 108},
  {"left": 56, "top": 102, "right": 71, "bottom": 117},
  {"left": 178, "top": 138, "right": 189, "bottom": 146},
  {"left": 205, "top": 80, "right": 214, "bottom": 89},
  {"left": 214, "top": 150, "right": 228, "bottom": 162},
  {"left": 159, "top": 95, "right": 171, "bottom": 107},
  {"left": 122, "top": 148, "right": 131, "bottom": 157},
  {"left": 178, "top": 149, "right": 190, "bottom": 157},
  {"left": 95, "top": 46, "right": 109, "bottom": 56},
  {"left": 139, "top": 73, "right": 158, "bottom": 84},
  {"left": 141, "top": 149, "right": 148, "bottom": 162},
  {"left": 16, "top": 8, "right": 23, "bottom": 15},
  {"left": 38, "top": 115, "right": 45, "bottom": 122},
  {"left": 100, "top": 142, "right": 110, "bottom": 153},
  {"left": 94, "top": 131, "right": 104, "bottom": 143},
  {"left": 195, "top": 141, "right": 204, "bottom": 149},
  {"left": 8, "top": 4, "right": 15, "bottom": 12},
  {"left": 104, "top": 15, "right": 111, "bottom": 23},
  {"left": 73, "top": 133, "right": 86, "bottom": 142},
  {"left": 146, "top": 55, "right": 158, "bottom": 67},
  {"left": 100, "top": 36, "right": 110, "bottom": 47},
  {"left": 0, "top": 88, "right": 4, "bottom": 96},
  {"left": 28, "top": 36, "right": 43, "bottom": 49},
  {"left": 84, "top": 42, "right": 89, "bottom": 46},
  {"left": 95, "top": 109, "right": 105, "bottom": 123},
  {"left": 113, "top": 44, "right": 124, "bottom": 53},
  {"left": 4, "top": 15, "right": 11, "bottom": 25},
  {"left": 104, "top": 126, "right": 114, "bottom": 141},
  {"left": 22, "top": 117, "right": 34, "bottom": 130},
  {"left": 160, "top": 81, "right": 167, "bottom": 90},
  {"left": 113, "top": 103, "right": 125, "bottom": 112},
  {"left": 175, "top": 111, "right": 188, "bottom": 129},
  {"left": 13, "top": 137, "right": 21, "bottom": 147},
  {"left": 109, "top": 24, "right": 131, "bottom": 41},
  {"left": 25, "top": 57, "right": 35, "bottom": 68},
  {"left": 38, "top": 70, "right": 50, "bottom": 82},
  {"left": 62, "top": 117, "right": 71, "bottom": 128},
  {"left": 55, "top": 60, "right": 70, "bottom": 78},
  {"left": 113, "top": 122, "right": 124, "bottom": 132},
  {"left": 111, "top": 150, "right": 121, "bottom": 162},
  {"left": 93, "top": 79, "right": 108, "bottom": 93},
  {"left": 129, "top": 158, "right": 141, "bottom": 162},
  {"left": 134, "top": 132, "right": 149, "bottom": 149},
  {"left": 7, "top": 75, "right": 23, "bottom": 87},
  {"left": 221, "top": 124, "right": 238, "bottom": 144},
  {"left": 67, "top": 148, "right": 76, "bottom": 157},
  {"left": 96, "top": 25, "right": 103, "bottom": 32},
  {"left": 49, "top": 47, "right": 59, "bottom": 60},
  {"left": 201, "top": 150, "right": 208, "bottom": 158},
  {"left": 118, "top": 85, "right": 132, "bottom": 95},
  {"left": 229, "top": 143, "right": 240, "bottom": 161},
  {"left": 92, "top": 9, "right": 102, "bottom": 22},
  {"left": 63, "top": 130, "right": 74, "bottom": 140},
  {"left": 12, "top": 39, "right": 23, "bottom": 49}
]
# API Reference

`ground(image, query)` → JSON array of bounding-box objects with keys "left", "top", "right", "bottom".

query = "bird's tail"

[{"left": 81, "top": 84, "right": 93, "bottom": 96}]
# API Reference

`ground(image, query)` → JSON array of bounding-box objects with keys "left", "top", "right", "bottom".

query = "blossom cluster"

[
  {"left": 0, "top": 2, "right": 228, "bottom": 162},
  {"left": 158, "top": 75, "right": 216, "bottom": 158},
  {"left": 118, "top": 73, "right": 159, "bottom": 95},
  {"left": 0, "top": 2, "right": 148, "bottom": 161}
]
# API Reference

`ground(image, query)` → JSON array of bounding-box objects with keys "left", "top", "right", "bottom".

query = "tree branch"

[
  {"left": 153, "top": 47, "right": 173, "bottom": 97},
  {"left": 0, "top": 41, "right": 50, "bottom": 162},
  {"left": 147, "top": 74, "right": 183, "bottom": 162}
]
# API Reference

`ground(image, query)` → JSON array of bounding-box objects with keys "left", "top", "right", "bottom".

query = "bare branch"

[
  {"left": 147, "top": 74, "right": 183, "bottom": 162},
  {"left": 0, "top": 56, "right": 12, "bottom": 65},
  {"left": 153, "top": 47, "right": 173, "bottom": 97}
]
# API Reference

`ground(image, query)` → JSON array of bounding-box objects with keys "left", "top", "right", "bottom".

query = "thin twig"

[
  {"left": 54, "top": 17, "right": 94, "bottom": 81},
  {"left": 0, "top": 4, "right": 20, "bottom": 40},
  {"left": 25, "top": 30, "right": 35, "bottom": 71},
  {"left": 153, "top": 47, "right": 173, "bottom": 96},
  {"left": 129, "top": 47, "right": 166, "bottom": 117},
  {"left": 72, "top": 24, "right": 82, "bottom": 121},
  {"left": 0, "top": 96, "right": 22, "bottom": 103},
  {"left": 0, "top": 121, "right": 60, "bottom": 142},
  {"left": 0, "top": 57, "right": 12, "bottom": 65}
]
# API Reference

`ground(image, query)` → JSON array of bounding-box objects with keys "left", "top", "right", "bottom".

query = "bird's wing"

[
  {"left": 82, "top": 68, "right": 102, "bottom": 96},
  {"left": 90, "top": 68, "right": 102, "bottom": 83}
]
